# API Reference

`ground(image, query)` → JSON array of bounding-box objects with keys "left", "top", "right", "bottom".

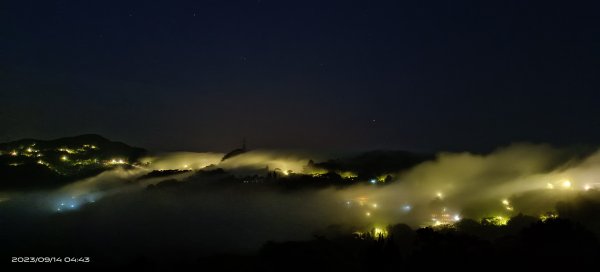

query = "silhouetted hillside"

[
  {"left": 0, "top": 134, "right": 146, "bottom": 191},
  {"left": 312, "top": 150, "right": 433, "bottom": 179}
]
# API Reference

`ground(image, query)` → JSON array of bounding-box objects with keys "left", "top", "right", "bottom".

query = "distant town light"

[{"left": 373, "top": 228, "right": 388, "bottom": 237}]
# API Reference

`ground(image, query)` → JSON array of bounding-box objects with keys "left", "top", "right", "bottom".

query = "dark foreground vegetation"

[
  {"left": 256, "top": 218, "right": 598, "bottom": 271},
  {"left": 112, "top": 215, "right": 600, "bottom": 271}
]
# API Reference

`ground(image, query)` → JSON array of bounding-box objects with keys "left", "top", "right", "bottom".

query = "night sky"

[{"left": 2, "top": 0, "right": 599, "bottom": 152}]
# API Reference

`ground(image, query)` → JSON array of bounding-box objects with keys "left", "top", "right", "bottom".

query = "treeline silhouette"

[
  {"left": 119, "top": 213, "right": 600, "bottom": 271},
  {"left": 253, "top": 216, "right": 599, "bottom": 271}
]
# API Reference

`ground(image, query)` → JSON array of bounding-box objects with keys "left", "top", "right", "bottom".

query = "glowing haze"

[{"left": 3, "top": 142, "right": 600, "bottom": 258}]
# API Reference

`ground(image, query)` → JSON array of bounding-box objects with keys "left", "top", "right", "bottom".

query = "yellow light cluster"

[
  {"left": 482, "top": 216, "right": 509, "bottom": 226},
  {"left": 539, "top": 212, "right": 558, "bottom": 222},
  {"left": 373, "top": 227, "right": 388, "bottom": 238},
  {"left": 547, "top": 179, "right": 573, "bottom": 190},
  {"left": 107, "top": 159, "right": 127, "bottom": 165},
  {"left": 436, "top": 192, "right": 443, "bottom": 199},
  {"left": 37, "top": 160, "right": 49, "bottom": 166},
  {"left": 58, "top": 148, "right": 77, "bottom": 154},
  {"left": 501, "top": 199, "right": 514, "bottom": 211}
]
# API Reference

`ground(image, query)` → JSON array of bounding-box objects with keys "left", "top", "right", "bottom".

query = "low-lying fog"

[{"left": 2, "top": 143, "right": 600, "bottom": 262}]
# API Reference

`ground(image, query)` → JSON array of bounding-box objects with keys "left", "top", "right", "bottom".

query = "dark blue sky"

[{"left": 1, "top": 0, "right": 599, "bottom": 152}]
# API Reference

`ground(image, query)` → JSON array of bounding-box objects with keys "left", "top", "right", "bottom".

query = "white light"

[
  {"left": 370, "top": 179, "right": 376, "bottom": 184},
  {"left": 70, "top": 204, "right": 75, "bottom": 208},
  {"left": 562, "top": 180, "right": 572, "bottom": 188},
  {"left": 453, "top": 214, "right": 461, "bottom": 221},
  {"left": 502, "top": 199, "right": 509, "bottom": 205},
  {"left": 584, "top": 184, "right": 592, "bottom": 191},
  {"left": 402, "top": 205, "right": 411, "bottom": 211},
  {"left": 366, "top": 212, "right": 371, "bottom": 217},
  {"left": 436, "top": 192, "right": 443, "bottom": 198},
  {"left": 372, "top": 203, "right": 378, "bottom": 208},
  {"left": 547, "top": 183, "right": 554, "bottom": 189}
]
